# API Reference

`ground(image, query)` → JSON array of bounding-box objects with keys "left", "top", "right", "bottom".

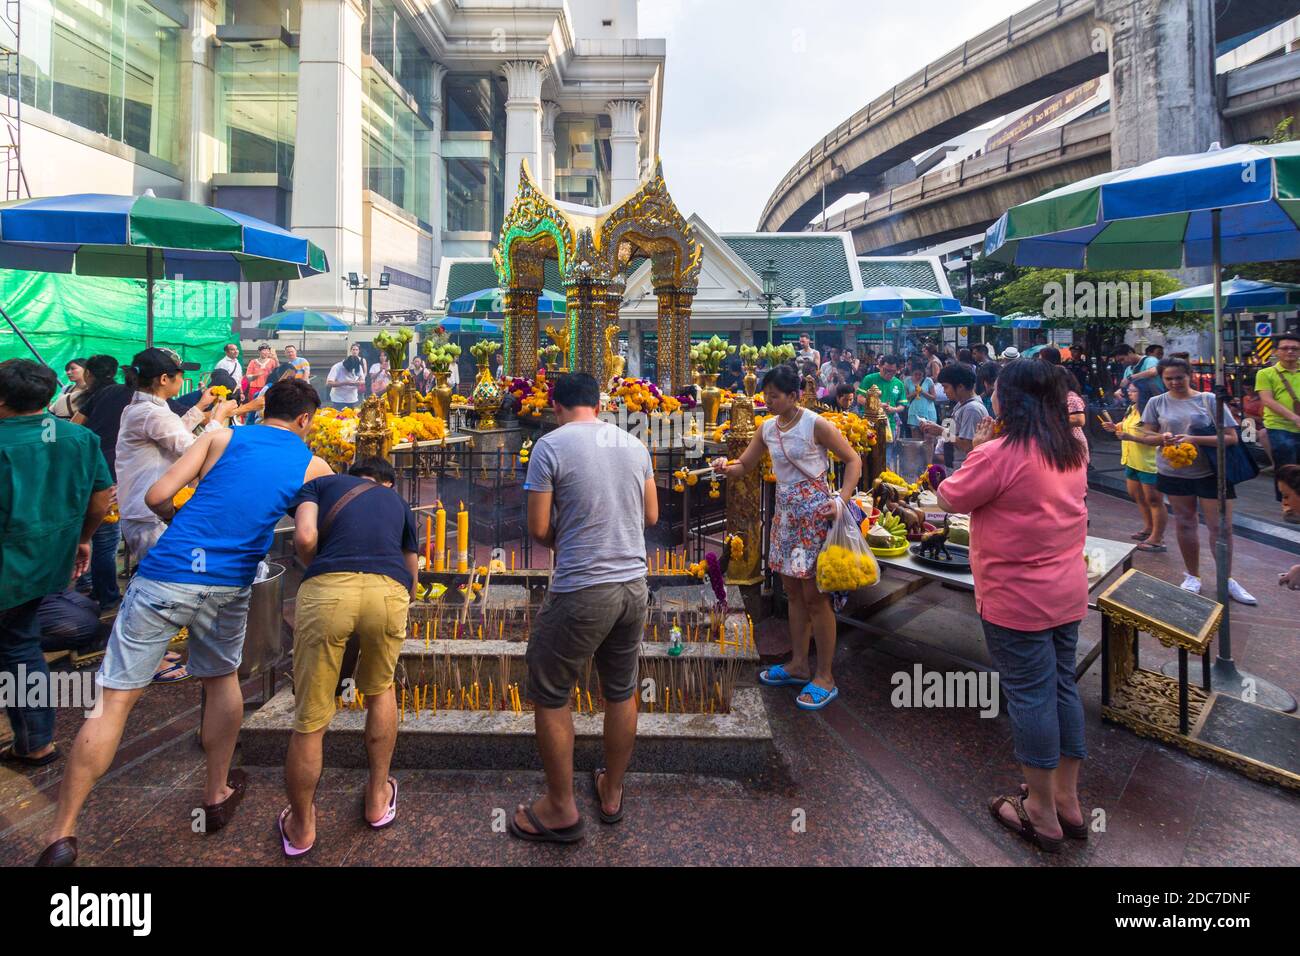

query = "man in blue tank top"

[{"left": 37, "top": 379, "right": 333, "bottom": 867}]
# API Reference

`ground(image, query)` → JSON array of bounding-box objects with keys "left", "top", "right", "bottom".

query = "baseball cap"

[
  {"left": 1000, "top": 347, "right": 1021, "bottom": 360},
  {"left": 123, "top": 347, "right": 200, "bottom": 379}
]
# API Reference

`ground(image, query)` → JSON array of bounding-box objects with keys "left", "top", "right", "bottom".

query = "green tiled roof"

[
  {"left": 721, "top": 234, "right": 854, "bottom": 308},
  {"left": 857, "top": 258, "right": 941, "bottom": 293}
]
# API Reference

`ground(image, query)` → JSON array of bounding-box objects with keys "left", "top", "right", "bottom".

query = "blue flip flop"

[
  {"left": 796, "top": 682, "right": 839, "bottom": 711},
  {"left": 759, "top": 664, "right": 808, "bottom": 687}
]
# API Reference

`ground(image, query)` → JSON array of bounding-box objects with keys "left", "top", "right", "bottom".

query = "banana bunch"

[
  {"left": 816, "top": 544, "right": 879, "bottom": 592},
  {"left": 878, "top": 512, "right": 909, "bottom": 546},
  {"left": 1161, "top": 442, "right": 1198, "bottom": 468}
]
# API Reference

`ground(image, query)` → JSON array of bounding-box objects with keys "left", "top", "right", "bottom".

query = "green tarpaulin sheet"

[{"left": 0, "top": 269, "right": 235, "bottom": 380}]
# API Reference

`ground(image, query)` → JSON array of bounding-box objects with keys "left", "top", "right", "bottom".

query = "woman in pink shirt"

[{"left": 936, "top": 359, "right": 1089, "bottom": 854}]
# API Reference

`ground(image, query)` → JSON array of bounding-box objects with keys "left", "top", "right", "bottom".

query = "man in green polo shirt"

[
  {"left": 0, "top": 359, "right": 112, "bottom": 766},
  {"left": 1256, "top": 332, "right": 1300, "bottom": 511},
  {"left": 856, "top": 353, "right": 908, "bottom": 432}
]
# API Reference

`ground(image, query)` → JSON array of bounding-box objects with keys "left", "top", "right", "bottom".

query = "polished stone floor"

[{"left": 1, "top": 492, "right": 1296, "bottom": 867}]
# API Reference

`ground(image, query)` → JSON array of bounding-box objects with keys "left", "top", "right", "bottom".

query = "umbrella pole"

[
  {"left": 1210, "top": 210, "right": 1233, "bottom": 677},
  {"left": 146, "top": 248, "right": 155, "bottom": 349},
  {"left": 0, "top": 304, "right": 47, "bottom": 365}
]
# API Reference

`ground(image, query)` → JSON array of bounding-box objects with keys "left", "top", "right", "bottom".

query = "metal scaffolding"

[{"left": 0, "top": 0, "right": 28, "bottom": 201}]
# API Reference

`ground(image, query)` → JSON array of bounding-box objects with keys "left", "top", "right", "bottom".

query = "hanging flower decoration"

[{"left": 705, "top": 552, "right": 727, "bottom": 608}]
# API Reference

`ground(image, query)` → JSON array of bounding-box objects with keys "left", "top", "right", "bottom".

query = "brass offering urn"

[
  {"left": 469, "top": 340, "right": 503, "bottom": 429},
  {"left": 354, "top": 395, "right": 393, "bottom": 464},
  {"left": 421, "top": 340, "right": 461, "bottom": 427},
  {"left": 691, "top": 335, "right": 735, "bottom": 429}
]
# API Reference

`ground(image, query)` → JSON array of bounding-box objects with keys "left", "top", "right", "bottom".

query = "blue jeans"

[
  {"left": 981, "top": 618, "right": 1087, "bottom": 769},
  {"left": 1267, "top": 428, "right": 1299, "bottom": 501},
  {"left": 0, "top": 597, "right": 55, "bottom": 754},
  {"left": 90, "top": 520, "right": 121, "bottom": 607}
]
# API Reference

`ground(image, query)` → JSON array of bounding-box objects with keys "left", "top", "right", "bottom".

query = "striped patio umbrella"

[
  {"left": 809, "top": 285, "right": 961, "bottom": 320},
  {"left": 416, "top": 315, "right": 502, "bottom": 336},
  {"left": 258, "top": 310, "right": 349, "bottom": 350},
  {"left": 447, "top": 287, "right": 566, "bottom": 319},
  {"left": 0, "top": 191, "right": 327, "bottom": 349},
  {"left": 906, "top": 305, "right": 1001, "bottom": 328}
]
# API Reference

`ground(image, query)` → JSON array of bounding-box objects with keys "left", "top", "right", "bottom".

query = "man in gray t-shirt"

[{"left": 511, "top": 373, "right": 658, "bottom": 845}]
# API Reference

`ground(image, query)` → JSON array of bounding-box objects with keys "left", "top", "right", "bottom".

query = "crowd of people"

[{"left": 1, "top": 323, "right": 1295, "bottom": 862}]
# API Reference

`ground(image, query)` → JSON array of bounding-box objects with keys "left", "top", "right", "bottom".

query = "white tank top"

[{"left": 763, "top": 409, "right": 828, "bottom": 486}]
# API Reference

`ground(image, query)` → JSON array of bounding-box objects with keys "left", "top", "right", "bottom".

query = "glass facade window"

[
  {"left": 363, "top": 69, "right": 431, "bottom": 222},
  {"left": 215, "top": 43, "right": 298, "bottom": 178},
  {"left": 18, "top": 0, "right": 181, "bottom": 162},
  {"left": 554, "top": 115, "right": 610, "bottom": 207},
  {"left": 442, "top": 74, "right": 505, "bottom": 234},
  {"left": 365, "top": 0, "right": 431, "bottom": 112}
]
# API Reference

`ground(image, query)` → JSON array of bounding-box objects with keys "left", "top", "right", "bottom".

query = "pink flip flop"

[
  {"left": 278, "top": 807, "right": 314, "bottom": 859},
  {"left": 366, "top": 776, "right": 397, "bottom": 830}
]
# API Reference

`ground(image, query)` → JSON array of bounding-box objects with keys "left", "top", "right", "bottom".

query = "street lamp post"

[
  {"left": 760, "top": 258, "right": 780, "bottom": 343},
  {"left": 344, "top": 271, "right": 391, "bottom": 325}
]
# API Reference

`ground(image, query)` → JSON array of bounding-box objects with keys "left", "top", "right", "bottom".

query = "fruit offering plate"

[
  {"left": 869, "top": 541, "right": 911, "bottom": 558},
  {"left": 908, "top": 543, "right": 971, "bottom": 571}
]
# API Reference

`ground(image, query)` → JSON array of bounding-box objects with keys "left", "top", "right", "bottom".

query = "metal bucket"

[{"left": 238, "top": 562, "right": 286, "bottom": 680}]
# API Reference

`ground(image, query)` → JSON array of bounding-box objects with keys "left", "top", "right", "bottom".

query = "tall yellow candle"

[
  {"left": 425, "top": 516, "right": 432, "bottom": 567},
  {"left": 433, "top": 505, "right": 446, "bottom": 572},
  {"left": 456, "top": 502, "right": 469, "bottom": 573}
]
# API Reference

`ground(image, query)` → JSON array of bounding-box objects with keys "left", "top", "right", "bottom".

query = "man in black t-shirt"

[{"left": 278, "top": 456, "right": 418, "bottom": 856}]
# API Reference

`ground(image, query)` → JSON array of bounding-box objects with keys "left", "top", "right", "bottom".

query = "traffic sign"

[{"left": 1255, "top": 321, "right": 1273, "bottom": 338}]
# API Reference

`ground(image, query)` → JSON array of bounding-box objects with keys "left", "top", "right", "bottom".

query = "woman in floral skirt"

[{"left": 712, "top": 365, "right": 861, "bottom": 710}]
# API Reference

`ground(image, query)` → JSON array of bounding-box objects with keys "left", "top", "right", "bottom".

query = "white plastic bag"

[{"left": 816, "top": 499, "right": 879, "bottom": 594}]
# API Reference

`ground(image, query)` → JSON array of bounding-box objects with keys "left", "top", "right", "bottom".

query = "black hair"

[
  {"left": 880, "top": 354, "right": 903, "bottom": 367},
  {"left": 994, "top": 358, "right": 1087, "bottom": 472},
  {"left": 937, "top": 363, "right": 976, "bottom": 391},
  {"left": 1144, "top": 344, "right": 1162, "bottom": 355},
  {"left": 972, "top": 343, "right": 990, "bottom": 355},
  {"left": 976, "top": 361, "right": 998, "bottom": 392},
  {"left": 1157, "top": 357, "right": 1193, "bottom": 380},
  {"left": 957, "top": 348, "right": 973, "bottom": 364},
  {"left": 761, "top": 364, "right": 801, "bottom": 395},
  {"left": 65, "top": 357, "right": 88, "bottom": 372},
  {"left": 263, "top": 377, "right": 321, "bottom": 421},
  {"left": 834, "top": 383, "right": 856, "bottom": 401},
  {"left": 349, "top": 456, "right": 397, "bottom": 485},
  {"left": 1038, "top": 346, "right": 1062, "bottom": 365},
  {"left": 0, "top": 358, "right": 59, "bottom": 412},
  {"left": 209, "top": 368, "right": 239, "bottom": 393},
  {"left": 552, "top": 372, "right": 600, "bottom": 409},
  {"left": 1277, "top": 331, "right": 1300, "bottom": 347},
  {"left": 1278, "top": 464, "right": 1300, "bottom": 496},
  {"left": 83, "top": 354, "right": 119, "bottom": 396},
  {"left": 343, "top": 355, "right": 362, "bottom": 374}
]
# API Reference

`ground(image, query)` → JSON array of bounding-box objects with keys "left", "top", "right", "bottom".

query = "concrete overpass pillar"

[{"left": 1096, "top": 0, "right": 1222, "bottom": 170}]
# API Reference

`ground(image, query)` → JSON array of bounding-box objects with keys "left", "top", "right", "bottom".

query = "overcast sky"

[{"left": 638, "top": 0, "right": 1032, "bottom": 232}]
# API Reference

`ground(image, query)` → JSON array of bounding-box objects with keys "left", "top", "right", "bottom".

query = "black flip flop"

[
  {"left": 591, "top": 768, "right": 625, "bottom": 825},
  {"left": 507, "top": 803, "right": 585, "bottom": 844},
  {"left": 0, "top": 743, "right": 59, "bottom": 767}
]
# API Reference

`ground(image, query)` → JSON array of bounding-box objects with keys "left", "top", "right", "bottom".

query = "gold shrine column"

[
  {"left": 725, "top": 395, "right": 762, "bottom": 584},
  {"left": 653, "top": 284, "right": 677, "bottom": 392},
  {"left": 503, "top": 287, "right": 540, "bottom": 379},
  {"left": 671, "top": 286, "right": 696, "bottom": 394},
  {"left": 565, "top": 278, "right": 610, "bottom": 384}
]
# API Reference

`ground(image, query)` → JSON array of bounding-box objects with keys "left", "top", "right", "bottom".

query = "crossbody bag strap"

[
  {"left": 320, "top": 481, "right": 380, "bottom": 537},
  {"left": 1274, "top": 366, "right": 1300, "bottom": 410}
]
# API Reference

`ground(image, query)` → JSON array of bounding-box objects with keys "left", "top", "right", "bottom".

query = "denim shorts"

[
  {"left": 981, "top": 618, "right": 1087, "bottom": 770},
  {"left": 99, "top": 576, "right": 252, "bottom": 690}
]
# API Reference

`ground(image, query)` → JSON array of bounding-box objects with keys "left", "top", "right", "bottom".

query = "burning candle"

[
  {"left": 456, "top": 503, "right": 469, "bottom": 573},
  {"left": 434, "top": 505, "right": 446, "bottom": 572}
]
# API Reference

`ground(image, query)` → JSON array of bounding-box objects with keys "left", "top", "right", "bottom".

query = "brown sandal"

[
  {"left": 989, "top": 793, "right": 1064, "bottom": 853},
  {"left": 1017, "top": 784, "right": 1088, "bottom": 840}
]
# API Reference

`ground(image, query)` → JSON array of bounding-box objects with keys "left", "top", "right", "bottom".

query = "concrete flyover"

[
  {"left": 825, "top": 114, "right": 1112, "bottom": 256},
  {"left": 759, "top": 0, "right": 1300, "bottom": 234},
  {"left": 825, "top": 49, "right": 1300, "bottom": 256}
]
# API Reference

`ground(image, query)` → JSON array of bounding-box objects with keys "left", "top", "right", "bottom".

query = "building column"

[
  {"left": 1096, "top": 0, "right": 1221, "bottom": 170},
  {"left": 428, "top": 62, "right": 448, "bottom": 299},
  {"left": 285, "top": 0, "right": 366, "bottom": 316},
  {"left": 540, "top": 101, "right": 561, "bottom": 197},
  {"left": 607, "top": 99, "right": 643, "bottom": 201},
  {"left": 501, "top": 61, "right": 546, "bottom": 203},
  {"left": 178, "top": 0, "right": 218, "bottom": 205}
]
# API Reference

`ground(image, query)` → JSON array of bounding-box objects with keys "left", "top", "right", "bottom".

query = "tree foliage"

[{"left": 990, "top": 267, "right": 1190, "bottom": 333}]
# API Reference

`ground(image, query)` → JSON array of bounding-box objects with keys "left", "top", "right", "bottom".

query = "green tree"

[{"left": 991, "top": 268, "right": 1188, "bottom": 334}]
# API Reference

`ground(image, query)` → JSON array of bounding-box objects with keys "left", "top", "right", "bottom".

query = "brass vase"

[
  {"left": 700, "top": 372, "right": 722, "bottom": 428},
  {"left": 471, "top": 363, "right": 503, "bottom": 429},
  {"left": 742, "top": 363, "right": 758, "bottom": 398},
  {"left": 429, "top": 371, "right": 453, "bottom": 424}
]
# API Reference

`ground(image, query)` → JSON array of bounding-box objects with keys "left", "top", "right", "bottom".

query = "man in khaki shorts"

[
  {"left": 278, "top": 456, "right": 419, "bottom": 857},
  {"left": 510, "top": 373, "right": 658, "bottom": 844}
]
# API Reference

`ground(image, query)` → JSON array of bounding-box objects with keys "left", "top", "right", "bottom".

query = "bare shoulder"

[{"left": 304, "top": 455, "right": 335, "bottom": 481}]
